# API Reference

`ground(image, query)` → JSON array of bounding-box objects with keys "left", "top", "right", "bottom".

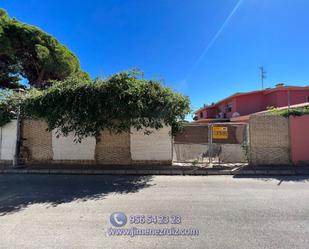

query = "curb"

[{"left": 0, "top": 168, "right": 309, "bottom": 176}]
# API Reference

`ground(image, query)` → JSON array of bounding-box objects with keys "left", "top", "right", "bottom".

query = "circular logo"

[{"left": 110, "top": 212, "right": 127, "bottom": 227}]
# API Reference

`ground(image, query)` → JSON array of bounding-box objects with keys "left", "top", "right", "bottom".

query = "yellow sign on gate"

[{"left": 212, "top": 126, "right": 228, "bottom": 139}]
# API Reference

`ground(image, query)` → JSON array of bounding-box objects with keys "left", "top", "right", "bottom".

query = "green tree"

[
  {"left": 18, "top": 71, "right": 190, "bottom": 140},
  {"left": 0, "top": 9, "right": 89, "bottom": 89}
]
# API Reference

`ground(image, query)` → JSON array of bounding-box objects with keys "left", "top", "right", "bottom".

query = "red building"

[{"left": 194, "top": 83, "right": 309, "bottom": 123}]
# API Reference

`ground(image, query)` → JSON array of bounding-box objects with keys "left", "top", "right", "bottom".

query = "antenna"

[{"left": 259, "top": 66, "right": 266, "bottom": 89}]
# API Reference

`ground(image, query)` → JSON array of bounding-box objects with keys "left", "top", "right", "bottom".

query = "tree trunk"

[{"left": 35, "top": 67, "right": 45, "bottom": 88}]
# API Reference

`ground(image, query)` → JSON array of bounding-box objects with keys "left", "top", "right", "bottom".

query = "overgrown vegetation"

[
  {"left": 0, "top": 9, "right": 88, "bottom": 89},
  {"left": 268, "top": 106, "right": 309, "bottom": 118},
  {"left": 0, "top": 90, "right": 18, "bottom": 126},
  {"left": 0, "top": 71, "right": 190, "bottom": 141}
]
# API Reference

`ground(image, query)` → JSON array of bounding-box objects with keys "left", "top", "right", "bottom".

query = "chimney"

[{"left": 275, "top": 83, "right": 285, "bottom": 88}]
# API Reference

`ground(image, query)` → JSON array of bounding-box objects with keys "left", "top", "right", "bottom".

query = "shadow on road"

[
  {"left": 233, "top": 175, "right": 309, "bottom": 185},
  {"left": 0, "top": 174, "right": 153, "bottom": 216}
]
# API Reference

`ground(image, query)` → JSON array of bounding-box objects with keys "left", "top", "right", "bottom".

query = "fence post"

[
  {"left": 244, "top": 123, "right": 250, "bottom": 163},
  {"left": 208, "top": 123, "right": 213, "bottom": 165}
]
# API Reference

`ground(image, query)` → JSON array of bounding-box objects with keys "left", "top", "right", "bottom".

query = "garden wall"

[
  {"left": 22, "top": 119, "right": 53, "bottom": 161},
  {"left": 95, "top": 131, "right": 131, "bottom": 165},
  {"left": 0, "top": 120, "right": 17, "bottom": 162},
  {"left": 289, "top": 115, "right": 309, "bottom": 164},
  {"left": 174, "top": 124, "right": 245, "bottom": 144},
  {"left": 130, "top": 126, "right": 172, "bottom": 165},
  {"left": 52, "top": 131, "right": 96, "bottom": 161},
  {"left": 20, "top": 119, "right": 171, "bottom": 165},
  {"left": 249, "top": 114, "right": 290, "bottom": 165}
]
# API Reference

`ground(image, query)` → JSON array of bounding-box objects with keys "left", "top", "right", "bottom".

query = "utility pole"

[{"left": 259, "top": 66, "right": 266, "bottom": 89}]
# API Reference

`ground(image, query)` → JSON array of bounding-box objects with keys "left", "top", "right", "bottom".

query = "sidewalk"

[{"left": 0, "top": 163, "right": 309, "bottom": 176}]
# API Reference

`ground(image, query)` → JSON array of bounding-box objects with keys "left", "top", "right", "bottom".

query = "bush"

[
  {"left": 1, "top": 71, "right": 190, "bottom": 141},
  {"left": 270, "top": 106, "right": 309, "bottom": 118}
]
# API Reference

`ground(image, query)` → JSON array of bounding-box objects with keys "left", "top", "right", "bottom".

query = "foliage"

[
  {"left": 0, "top": 101, "right": 14, "bottom": 126},
  {"left": 191, "top": 159, "right": 199, "bottom": 166},
  {"left": 0, "top": 9, "right": 89, "bottom": 89},
  {"left": 266, "top": 106, "right": 276, "bottom": 111},
  {"left": 0, "top": 90, "right": 19, "bottom": 126},
  {"left": 270, "top": 106, "right": 309, "bottom": 118},
  {"left": 0, "top": 71, "right": 190, "bottom": 140}
]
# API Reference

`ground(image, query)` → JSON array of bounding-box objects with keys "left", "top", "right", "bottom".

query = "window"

[
  {"left": 307, "top": 96, "right": 309, "bottom": 102},
  {"left": 226, "top": 104, "right": 232, "bottom": 113},
  {"left": 199, "top": 112, "right": 204, "bottom": 118}
]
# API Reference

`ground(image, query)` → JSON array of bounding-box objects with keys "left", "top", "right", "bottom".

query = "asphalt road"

[{"left": 0, "top": 174, "right": 308, "bottom": 249}]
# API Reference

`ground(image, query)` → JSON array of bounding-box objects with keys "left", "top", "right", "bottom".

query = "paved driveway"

[{"left": 0, "top": 174, "right": 308, "bottom": 249}]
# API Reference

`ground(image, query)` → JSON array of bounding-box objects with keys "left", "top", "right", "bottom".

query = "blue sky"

[{"left": 2, "top": 0, "right": 309, "bottom": 117}]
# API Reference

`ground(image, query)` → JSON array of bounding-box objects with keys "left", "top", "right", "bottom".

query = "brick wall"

[
  {"left": 130, "top": 126, "right": 172, "bottom": 164},
  {"left": 52, "top": 131, "right": 96, "bottom": 161},
  {"left": 22, "top": 119, "right": 53, "bottom": 161},
  {"left": 174, "top": 124, "right": 245, "bottom": 144},
  {"left": 174, "top": 125, "right": 208, "bottom": 144},
  {"left": 20, "top": 119, "right": 172, "bottom": 165},
  {"left": 95, "top": 131, "right": 131, "bottom": 165},
  {"left": 249, "top": 114, "right": 290, "bottom": 165}
]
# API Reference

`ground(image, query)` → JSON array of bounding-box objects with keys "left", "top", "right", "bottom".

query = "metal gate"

[
  {"left": 173, "top": 123, "right": 249, "bottom": 165},
  {"left": 207, "top": 123, "right": 249, "bottom": 165}
]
